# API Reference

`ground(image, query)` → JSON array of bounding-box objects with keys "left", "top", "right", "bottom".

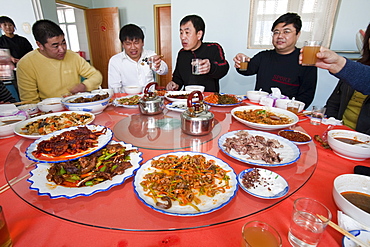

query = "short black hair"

[
  {"left": 0, "top": 16, "right": 16, "bottom": 28},
  {"left": 271, "top": 13, "right": 302, "bottom": 34},
  {"left": 32, "top": 19, "right": 64, "bottom": 45},
  {"left": 180, "top": 15, "right": 205, "bottom": 41},
  {"left": 119, "top": 24, "right": 144, "bottom": 43}
]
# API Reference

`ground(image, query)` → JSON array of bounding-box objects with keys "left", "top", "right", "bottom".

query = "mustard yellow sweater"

[{"left": 17, "top": 49, "right": 102, "bottom": 102}]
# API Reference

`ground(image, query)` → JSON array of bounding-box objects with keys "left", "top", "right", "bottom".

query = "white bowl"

[
  {"left": 327, "top": 130, "right": 370, "bottom": 161},
  {"left": 184, "top": 85, "right": 205, "bottom": 92},
  {"left": 333, "top": 174, "right": 370, "bottom": 227},
  {"left": 37, "top": 98, "right": 65, "bottom": 112},
  {"left": 246, "top": 90, "right": 268, "bottom": 103},
  {"left": 123, "top": 85, "right": 143, "bottom": 95},
  {"left": 91, "top": 88, "right": 114, "bottom": 98},
  {"left": 61, "top": 93, "right": 111, "bottom": 114},
  {"left": 275, "top": 99, "right": 305, "bottom": 112},
  {"left": 0, "top": 115, "right": 27, "bottom": 139},
  {"left": 17, "top": 104, "right": 38, "bottom": 115}
]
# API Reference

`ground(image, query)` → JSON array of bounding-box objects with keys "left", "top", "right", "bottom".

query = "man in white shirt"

[{"left": 108, "top": 24, "right": 168, "bottom": 93}]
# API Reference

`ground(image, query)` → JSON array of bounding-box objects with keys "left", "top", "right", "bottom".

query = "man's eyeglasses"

[{"left": 272, "top": 29, "right": 293, "bottom": 36}]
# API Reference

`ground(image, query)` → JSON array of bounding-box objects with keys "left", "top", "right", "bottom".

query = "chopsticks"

[
  {"left": 317, "top": 214, "right": 370, "bottom": 247},
  {"left": 0, "top": 174, "right": 30, "bottom": 194},
  {"left": 14, "top": 100, "right": 33, "bottom": 106}
]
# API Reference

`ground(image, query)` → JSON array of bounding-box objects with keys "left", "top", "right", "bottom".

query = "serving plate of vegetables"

[
  {"left": 203, "top": 93, "right": 244, "bottom": 107},
  {"left": 28, "top": 141, "right": 142, "bottom": 199},
  {"left": 133, "top": 151, "right": 238, "bottom": 216}
]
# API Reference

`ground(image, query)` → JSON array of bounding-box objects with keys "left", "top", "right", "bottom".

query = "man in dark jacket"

[{"left": 166, "top": 15, "right": 229, "bottom": 92}]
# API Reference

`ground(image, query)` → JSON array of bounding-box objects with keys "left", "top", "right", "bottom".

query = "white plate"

[
  {"left": 14, "top": 111, "right": 95, "bottom": 139},
  {"left": 113, "top": 94, "right": 142, "bottom": 108},
  {"left": 238, "top": 168, "right": 289, "bottom": 199},
  {"left": 278, "top": 129, "right": 312, "bottom": 145},
  {"left": 204, "top": 93, "right": 245, "bottom": 107},
  {"left": 165, "top": 102, "right": 211, "bottom": 113},
  {"left": 27, "top": 141, "right": 143, "bottom": 199},
  {"left": 26, "top": 125, "right": 113, "bottom": 163},
  {"left": 342, "top": 230, "right": 370, "bottom": 247},
  {"left": 231, "top": 105, "right": 299, "bottom": 130},
  {"left": 164, "top": 91, "right": 193, "bottom": 102},
  {"left": 133, "top": 151, "right": 238, "bottom": 216},
  {"left": 218, "top": 130, "right": 300, "bottom": 167}
]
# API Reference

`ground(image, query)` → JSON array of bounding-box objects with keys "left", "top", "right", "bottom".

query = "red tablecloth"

[{"left": 1, "top": 103, "right": 369, "bottom": 247}]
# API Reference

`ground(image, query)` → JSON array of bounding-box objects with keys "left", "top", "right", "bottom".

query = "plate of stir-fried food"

[
  {"left": 218, "top": 130, "right": 300, "bottom": 167},
  {"left": 28, "top": 141, "right": 143, "bottom": 199},
  {"left": 133, "top": 151, "right": 238, "bottom": 216},
  {"left": 113, "top": 94, "right": 142, "bottom": 108},
  {"left": 26, "top": 125, "right": 113, "bottom": 163},
  {"left": 14, "top": 111, "right": 95, "bottom": 139},
  {"left": 204, "top": 93, "right": 244, "bottom": 107},
  {"left": 231, "top": 105, "right": 298, "bottom": 130}
]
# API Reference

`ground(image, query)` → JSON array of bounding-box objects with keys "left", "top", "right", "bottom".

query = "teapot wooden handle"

[
  {"left": 144, "top": 82, "right": 158, "bottom": 95},
  {"left": 187, "top": 90, "right": 203, "bottom": 108}
]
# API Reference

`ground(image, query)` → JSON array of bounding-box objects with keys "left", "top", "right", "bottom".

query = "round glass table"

[{"left": 4, "top": 103, "right": 317, "bottom": 231}]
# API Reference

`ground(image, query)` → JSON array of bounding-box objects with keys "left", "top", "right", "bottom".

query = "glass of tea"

[
  {"left": 241, "top": 220, "right": 282, "bottom": 247},
  {"left": 0, "top": 206, "right": 12, "bottom": 247},
  {"left": 302, "top": 41, "right": 322, "bottom": 66}
]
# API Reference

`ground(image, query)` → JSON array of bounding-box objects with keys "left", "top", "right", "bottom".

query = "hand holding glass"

[
  {"left": 302, "top": 41, "right": 322, "bottom": 66},
  {"left": 239, "top": 56, "right": 248, "bottom": 71}
]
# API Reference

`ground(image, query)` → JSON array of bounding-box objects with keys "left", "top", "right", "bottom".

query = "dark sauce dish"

[{"left": 278, "top": 129, "right": 312, "bottom": 145}]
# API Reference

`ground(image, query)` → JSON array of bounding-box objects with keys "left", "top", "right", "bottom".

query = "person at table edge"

[
  {"left": 108, "top": 24, "right": 168, "bottom": 93},
  {"left": 16, "top": 19, "right": 102, "bottom": 103},
  {"left": 166, "top": 14, "right": 229, "bottom": 92},
  {"left": 234, "top": 13, "right": 317, "bottom": 109},
  {"left": 324, "top": 23, "right": 370, "bottom": 135}
]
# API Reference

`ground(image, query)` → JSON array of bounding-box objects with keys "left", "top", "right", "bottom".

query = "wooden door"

[
  {"left": 85, "top": 7, "right": 121, "bottom": 89},
  {"left": 154, "top": 5, "right": 172, "bottom": 87}
]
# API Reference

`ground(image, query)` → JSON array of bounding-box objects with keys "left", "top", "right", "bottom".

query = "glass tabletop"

[{"left": 4, "top": 103, "right": 317, "bottom": 231}]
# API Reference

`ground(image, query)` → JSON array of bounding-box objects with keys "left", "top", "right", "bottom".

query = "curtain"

[{"left": 248, "top": 0, "right": 339, "bottom": 49}]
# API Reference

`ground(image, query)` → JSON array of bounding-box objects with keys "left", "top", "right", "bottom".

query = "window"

[
  {"left": 57, "top": 6, "right": 80, "bottom": 52},
  {"left": 248, "top": 0, "right": 339, "bottom": 49}
]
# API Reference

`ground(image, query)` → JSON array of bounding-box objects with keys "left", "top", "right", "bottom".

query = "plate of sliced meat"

[{"left": 218, "top": 130, "right": 300, "bottom": 167}]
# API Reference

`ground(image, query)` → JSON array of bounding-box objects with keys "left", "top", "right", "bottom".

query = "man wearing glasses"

[{"left": 233, "top": 13, "right": 317, "bottom": 108}]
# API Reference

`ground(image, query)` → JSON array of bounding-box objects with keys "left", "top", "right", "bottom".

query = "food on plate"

[
  {"left": 46, "top": 143, "right": 137, "bottom": 187},
  {"left": 223, "top": 130, "right": 283, "bottom": 163},
  {"left": 204, "top": 93, "right": 239, "bottom": 104},
  {"left": 21, "top": 112, "right": 94, "bottom": 135},
  {"left": 278, "top": 130, "right": 311, "bottom": 143},
  {"left": 234, "top": 109, "right": 292, "bottom": 125},
  {"left": 117, "top": 95, "right": 141, "bottom": 105},
  {"left": 156, "top": 90, "right": 167, "bottom": 97},
  {"left": 139, "top": 154, "right": 232, "bottom": 211},
  {"left": 32, "top": 126, "right": 107, "bottom": 158},
  {"left": 69, "top": 93, "right": 109, "bottom": 103},
  {"left": 341, "top": 191, "right": 370, "bottom": 214},
  {"left": 241, "top": 168, "right": 273, "bottom": 191},
  {"left": 166, "top": 93, "right": 190, "bottom": 99}
]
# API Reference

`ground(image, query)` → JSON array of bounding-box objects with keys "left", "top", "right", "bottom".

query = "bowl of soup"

[
  {"left": 333, "top": 174, "right": 370, "bottom": 227},
  {"left": 327, "top": 130, "right": 370, "bottom": 161}
]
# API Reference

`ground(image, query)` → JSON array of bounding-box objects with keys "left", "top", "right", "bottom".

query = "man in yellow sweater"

[{"left": 17, "top": 19, "right": 102, "bottom": 103}]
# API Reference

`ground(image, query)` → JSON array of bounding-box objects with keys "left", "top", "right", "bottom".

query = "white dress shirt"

[{"left": 108, "top": 49, "right": 168, "bottom": 93}]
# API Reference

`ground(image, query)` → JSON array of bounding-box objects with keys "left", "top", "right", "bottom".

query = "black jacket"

[
  {"left": 172, "top": 42, "right": 229, "bottom": 92},
  {"left": 325, "top": 80, "right": 370, "bottom": 135}
]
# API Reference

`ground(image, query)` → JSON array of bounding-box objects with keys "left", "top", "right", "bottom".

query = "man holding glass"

[
  {"left": 166, "top": 15, "right": 229, "bottom": 92},
  {"left": 233, "top": 13, "right": 317, "bottom": 108}
]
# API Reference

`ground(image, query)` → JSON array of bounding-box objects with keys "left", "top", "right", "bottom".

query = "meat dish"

[
  {"left": 223, "top": 130, "right": 283, "bottom": 163},
  {"left": 234, "top": 109, "right": 292, "bottom": 125},
  {"left": 69, "top": 93, "right": 109, "bottom": 103},
  {"left": 46, "top": 143, "right": 137, "bottom": 187},
  {"left": 32, "top": 126, "right": 107, "bottom": 158}
]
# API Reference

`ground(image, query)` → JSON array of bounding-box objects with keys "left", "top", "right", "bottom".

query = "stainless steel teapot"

[
  {"left": 181, "top": 91, "right": 214, "bottom": 136},
  {"left": 138, "top": 82, "right": 164, "bottom": 115}
]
